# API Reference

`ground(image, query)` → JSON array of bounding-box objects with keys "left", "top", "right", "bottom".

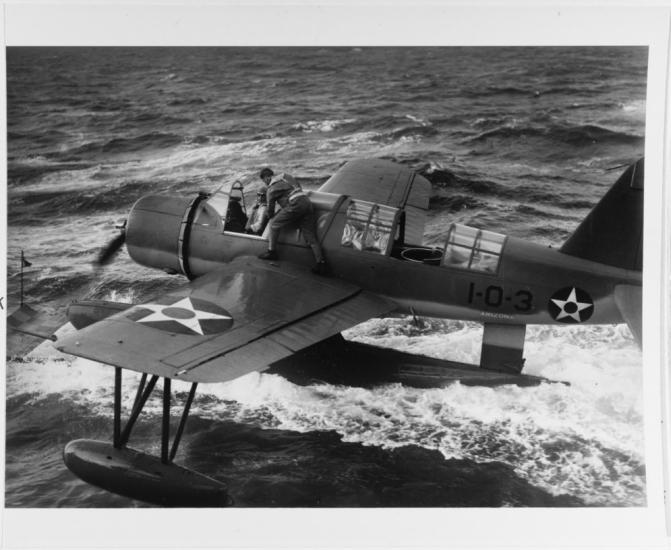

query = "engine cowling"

[{"left": 125, "top": 193, "right": 207, "bottom": 277}]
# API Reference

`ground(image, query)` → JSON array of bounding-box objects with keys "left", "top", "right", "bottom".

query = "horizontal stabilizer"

[{"left": 614, "top": 284, "right": 642, "bottom": 347}]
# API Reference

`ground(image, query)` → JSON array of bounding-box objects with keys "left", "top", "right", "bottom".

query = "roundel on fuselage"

[{"left": 547, "top": 287, "right": 594, "bottom": 323}]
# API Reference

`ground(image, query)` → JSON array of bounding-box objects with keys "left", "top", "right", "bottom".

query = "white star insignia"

[
  {"left": 550, "top": 287, "right": 593, "bottom": 322},
  {"left": 135, "top": 297, "right": 232, "bottom": 335}
]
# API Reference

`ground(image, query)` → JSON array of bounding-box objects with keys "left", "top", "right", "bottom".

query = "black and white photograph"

[{"left": 2, "top": 4, "right": 669, "bottom": 550}]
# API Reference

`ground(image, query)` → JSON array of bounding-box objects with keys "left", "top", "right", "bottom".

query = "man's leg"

[
  {"left": 298, "top": 205, "right": 328, "bottom": 274},
  {"left": 300, "top": 216, "right": 324, "bottom": 263},
  {"left": 259, "top": 206, "right": 296, "bottom": 260}
]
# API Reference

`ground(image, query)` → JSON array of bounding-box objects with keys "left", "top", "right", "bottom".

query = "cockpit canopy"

[
  {"left": 341, "top": 199, "right": 399, "bottom": 255},
  {"left": 442, "top": 224, "right": 506, "bottom": 273},
  {"left": 192, "top": 179, "right": 259, "bottom": 236}
]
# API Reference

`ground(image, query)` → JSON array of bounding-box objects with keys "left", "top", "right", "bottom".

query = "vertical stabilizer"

[{"left": 560, "top": 159, "right": 643, "bottom": 271}]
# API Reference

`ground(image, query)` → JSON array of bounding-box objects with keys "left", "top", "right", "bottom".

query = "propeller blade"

[{"left": 95, "top": 232, "right": 126, "bottom": 267}]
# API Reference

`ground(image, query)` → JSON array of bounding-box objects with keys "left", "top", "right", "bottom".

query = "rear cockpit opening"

[
  {"left": 390, "top": 223, "right": 506, "bottom": 273},
  {"left": 336, "top": 195, "right": 506, "bottom": 273}
]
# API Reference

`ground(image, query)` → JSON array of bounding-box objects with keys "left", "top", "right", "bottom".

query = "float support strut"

[
  {"left": 170, "top": 382, "right": 198, "bottom": 463},
  {"left": 161, "top": 377, "right": 171, "bottom": 464},
  {"left": 118, "top": 375, "right": 159, "bottom": 448},
  {"left": 110, "top": 373, "right": 198, "bottom": 464},
  {"left": 131, "top": 373, "right": 148, "bottom": 413},
  {"left": 113, "top": 368, "right": 122, "bottom": 447}
]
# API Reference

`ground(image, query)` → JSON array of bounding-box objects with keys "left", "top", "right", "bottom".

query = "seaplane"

[{"left": 7, "top": 157, "right": 643, "bottom": 506}]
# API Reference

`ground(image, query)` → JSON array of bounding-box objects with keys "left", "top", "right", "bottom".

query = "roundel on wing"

[
  {"left": 547, "top": 287, "right": 594, "bottom": 323},
  {"left": 127, "top": 296, "right": 234, "bottom": 335}
]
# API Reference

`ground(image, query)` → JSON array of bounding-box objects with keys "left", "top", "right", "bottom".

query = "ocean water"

[{"left": 5, "top": 47, "right": 647, "bottom": 507}]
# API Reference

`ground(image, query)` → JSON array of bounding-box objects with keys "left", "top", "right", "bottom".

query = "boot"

[
  {"left": 312, "top": 259, "right": 329, "bottom": 276},
  {"left": 258, "top": 250, "right": 279, "bottom": 261}
]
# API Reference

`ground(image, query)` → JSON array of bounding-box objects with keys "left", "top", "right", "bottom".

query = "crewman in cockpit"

[
  {"left": 257, "top": 167, "right": 328, "bottom": 275},
  {"left": 224, "top": 196, "right": 247, "bottom": 233},
  {"left": 245, "top": 189, "right": 269, "bottom": 235}
]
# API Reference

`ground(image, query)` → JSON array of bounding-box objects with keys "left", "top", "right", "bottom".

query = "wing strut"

[
  {"left": 170, "top": 381, "right": 198, "bottom": 463},
  {"left": 64, "top": 369, "right": 231, "bottom": 506},
  {"left": 117, "top": 373, "right": 159, "bottom": 448}
]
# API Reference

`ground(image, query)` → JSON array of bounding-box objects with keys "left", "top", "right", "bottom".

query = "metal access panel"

[{"left": 319, "top": 159, "right": 430, "bottom": 245}]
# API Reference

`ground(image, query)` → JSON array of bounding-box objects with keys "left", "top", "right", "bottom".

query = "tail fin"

[{"left": 560, "top": 158, "right": 643, "bottom": 271}]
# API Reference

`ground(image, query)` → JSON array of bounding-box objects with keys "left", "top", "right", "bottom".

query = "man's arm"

[
  {"left": 266, "top": 188, "right": 276, "bottom": 218},
  {"left": 280, "top": 172, "right": 298, "bottom": 189},
  {"left": 266, "top": 178, "right": 293, "bottom": 217}
]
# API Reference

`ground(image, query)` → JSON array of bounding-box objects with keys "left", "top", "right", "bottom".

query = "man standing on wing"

[{"left": 257, "top": 167, "right": 328, "bottom": 275}]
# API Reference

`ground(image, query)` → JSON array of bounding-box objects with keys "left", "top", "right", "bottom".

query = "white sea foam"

[
  {"left": 292, "top": 119, "right": 356, "bottom": 133},
  {"left": 404, "top": 114, "right": 431, "bottom": 126},
  {"left": 128, "top": 137, "right": 301, "bottom": 180},
  {"left": 7, "top": 316, "right": 644, "bottom": 505},
  {"left": 12, "top": 165, "right": 106, "bottom": 195},
  {"left": 621, "top": 99, "right": 646, "bottom": 113},
  {"left": 208, "top": 320, "right": 642, "bottom": 504}
]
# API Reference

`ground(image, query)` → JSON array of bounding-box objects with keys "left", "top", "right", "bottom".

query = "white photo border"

[{"left": 1, "top": 3, "right": 669, "bottom": 549}]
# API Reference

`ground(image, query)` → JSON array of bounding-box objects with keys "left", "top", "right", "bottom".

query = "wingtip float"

[
  {"left": 10, "top": 157, "right": 643, "bottom": 506},
  {"left": 63, "top": 439, "right": 233, "bottom": 507}
]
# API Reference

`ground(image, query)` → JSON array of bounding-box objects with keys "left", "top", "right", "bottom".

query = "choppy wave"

[
  {"left": 514, "top": 204, "right": 574, "bottom": 220},
  {"left": 8, "top": 158, "right": 97, "bottom": 186},
  {"left": 167, "top": 97, "right": 207, "bottom": 107},
  {"left": 292, "top": 118, "right": 357, "bottom": 133},
  {"left": 24, "top": 274, "right": 96, "bottom": 302},
  {"left": 8, "top": 180, "right": 164, "bottom": 219},
  {"left": 470, "top": 85, "right": 537, "bottom": 97},
  {"left": 558, "top": 198, "right": 597, "bottom": 209},
  {"left": 389, "top": 124, "right": 439, "bottom": 140},
  {"left": 621, "top": 99, "right": 646, "bottom": 113},
  {"left": 429, "top": 194, "right": 485, "bottom": 212},
  {"left": 469, "top": 123, "right": 643, "bottom": 147},
  {"left": 76, "top": 132, "right": 184, "bottom": 156}
]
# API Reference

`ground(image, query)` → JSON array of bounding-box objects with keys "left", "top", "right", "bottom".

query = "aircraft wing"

[
  {"left": 319, "top": 159, "right": 431, "bottom": 245},
  {"left": 56, "top": 257, "right": 396, "bottom": 383},
  {"left": 7, "top": 304, "right": 63, "bottom": 358}
]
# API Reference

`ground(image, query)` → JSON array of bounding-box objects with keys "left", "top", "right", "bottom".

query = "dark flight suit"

[{"left": 265, "top": 174, "right": 324, "bottom": 264}]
